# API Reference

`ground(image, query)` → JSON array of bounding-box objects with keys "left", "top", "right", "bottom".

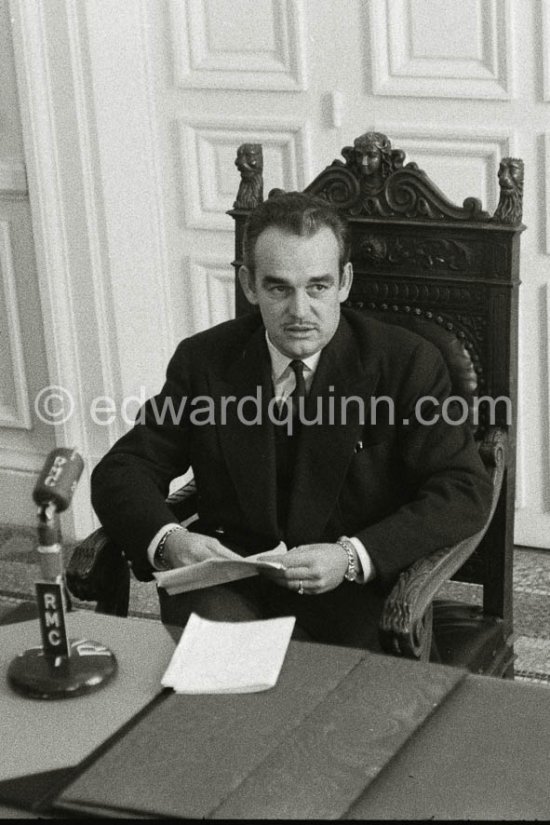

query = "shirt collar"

[{"left": 265, "top": 332, "right": 322, "bottom": 380}]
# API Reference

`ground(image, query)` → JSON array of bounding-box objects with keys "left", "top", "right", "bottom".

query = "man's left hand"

[{"left": 260, "top": 543, "right": 350, "bottom": 595}]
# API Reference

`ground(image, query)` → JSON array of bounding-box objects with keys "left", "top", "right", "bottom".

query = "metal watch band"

[
  {"left": 154, "top": 525, "right": 185, "bottom": 571},
  {"left": 337, "top": 536, "right": 358, "bottom": 582}
]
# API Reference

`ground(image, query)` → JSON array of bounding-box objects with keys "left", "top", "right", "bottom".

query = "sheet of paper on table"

[
  {"left": 161, "top": 612, "right": 296, "bottom": 693},
  {"left": 153, "top": 541, "right": 287, "bottom": 595}
]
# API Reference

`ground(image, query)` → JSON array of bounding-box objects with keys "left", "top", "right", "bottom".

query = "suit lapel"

[
  {"left": 211, "top": 325, "right": 279, "bottom": 540},
  {"left": 210, "top": 313, "right": 380, "bottom": 547},
  {"left": 286, "top": 316, "right": 379, "bottom": 547}
]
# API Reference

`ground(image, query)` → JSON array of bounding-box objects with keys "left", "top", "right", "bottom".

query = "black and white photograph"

[{"left": 0, "top": 0, "right": 549, "bottom": 819}]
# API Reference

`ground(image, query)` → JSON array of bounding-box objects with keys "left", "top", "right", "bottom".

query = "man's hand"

[
  {"left": 260, "top": 543, "right": 350, "bottom": 595},
  {"left": 163, "top": 529, "right": 239, "bottom": 569}
]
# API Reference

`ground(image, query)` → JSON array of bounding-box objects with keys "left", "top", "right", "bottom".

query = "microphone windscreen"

[{"left": 33, "top": 448, "right": 84, "bottom": 512}]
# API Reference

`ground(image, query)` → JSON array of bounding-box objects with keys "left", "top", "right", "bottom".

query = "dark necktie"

[
  {"left": 274, "top": 361, "right": 306, "bottom": 533},
  {"left": 289, "top": 359, "right": 306, "bottom": 420},
  {"left": 275, "top": 359, "right": 307, "bottom": 421}
]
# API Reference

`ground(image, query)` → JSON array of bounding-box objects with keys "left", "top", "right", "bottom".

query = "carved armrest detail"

[
  {"left": 379, "top": 427, "right": 508, "bottom": 660},
  {"left": 66, "top": 527, "right": 127, "bottom": 602}
]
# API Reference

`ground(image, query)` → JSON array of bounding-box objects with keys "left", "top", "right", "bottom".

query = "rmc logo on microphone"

[{"left": 35, "top": 582, "right": 70, "bottom": 658}]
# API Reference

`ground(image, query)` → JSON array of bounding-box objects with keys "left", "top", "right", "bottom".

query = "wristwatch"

[
  {"left": 153, "top": 525, "right": 184, "bottom": 571},
  {"left": 337, "top": 536, "right": 358, "bottom": 582}
]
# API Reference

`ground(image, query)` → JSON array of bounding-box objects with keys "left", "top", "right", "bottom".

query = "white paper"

[
  {"left": 153, "top": 542, "right": 287, "bottom": 595},
  {"left": 161, "top": 613, "right": 295, "bottom": 693}
]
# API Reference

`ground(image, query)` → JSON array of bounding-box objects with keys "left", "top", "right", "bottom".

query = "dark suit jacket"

[{"left": 91, "top": 309, "right": 492, "bottom": 585}]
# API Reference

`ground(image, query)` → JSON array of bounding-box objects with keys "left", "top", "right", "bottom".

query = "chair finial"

[
  {"left": 234, "top": 143, "right": 264, "bottom": 209},
  {"left": 493, "top": 158, "right": 524, "bottom": 225}
]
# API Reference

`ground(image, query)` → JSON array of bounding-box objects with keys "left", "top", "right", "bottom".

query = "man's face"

[{"left": 239, "top": 226, "right": 353, "bottom": 359}]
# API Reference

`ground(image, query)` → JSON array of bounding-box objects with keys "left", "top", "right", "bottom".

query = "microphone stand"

[
  {"left": 7, "top": 450, "right": 118, "bottom": 699},
  {"left": 37, "top": 500, "right": 72, "bottom": 611}
]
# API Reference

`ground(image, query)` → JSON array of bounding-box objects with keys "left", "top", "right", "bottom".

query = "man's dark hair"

[{"left": 242, "top": 191, "right": 351, "bottom": 278}]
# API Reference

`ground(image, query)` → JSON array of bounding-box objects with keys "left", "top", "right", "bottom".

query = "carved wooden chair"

[{"left": 67, "top": 132, "right": 524, "bottom": 678}]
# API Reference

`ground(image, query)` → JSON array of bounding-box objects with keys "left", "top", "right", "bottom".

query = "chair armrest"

[
  {"left": 65, "top": 527, "right": 130, "bottom": 614},
  {"left": 378, "top": 426, "right": 507, "bottom": 660},
  {"left": 65, "top": 478, "right": 198, "bottom": 609}
]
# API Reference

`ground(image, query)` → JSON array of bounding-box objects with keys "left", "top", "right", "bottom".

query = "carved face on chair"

[
  {"left": 234, "top": 144, "right": 264, "bottom": 209},
  {"left": 494, "top": 157, "right": 524, "bottom": 225},
  {"left": 235, "top": 144, "right": 263, "bottom": 179},
  {"left": 352, "top": 132, "right": 393, "bottom": 193},
  {"left": 498, "top": 158, "right": 523, "bottom": 192}
]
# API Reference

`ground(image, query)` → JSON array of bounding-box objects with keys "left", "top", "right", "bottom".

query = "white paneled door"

[
  {"left": 0, "top": 0, "right": 55, "bottom": 529},
  {"left": 10, "top": 0, "right": 549, "bottom": 545}
]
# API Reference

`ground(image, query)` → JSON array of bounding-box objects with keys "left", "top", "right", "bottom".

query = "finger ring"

[{"left": 298, "top": 580, "right": 304, "bottom": 595}]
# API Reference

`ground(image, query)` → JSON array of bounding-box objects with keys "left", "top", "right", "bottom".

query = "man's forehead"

[
  {"left": 254, "top": 225, "right": 340, "bottom": 261},
  {"left": 260, "top": 271, "right": 336, "bottom": 284}
]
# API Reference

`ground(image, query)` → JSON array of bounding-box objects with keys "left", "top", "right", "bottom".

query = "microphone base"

[{"left": 7, "top": 638, "right": 117, "bottom": 700}]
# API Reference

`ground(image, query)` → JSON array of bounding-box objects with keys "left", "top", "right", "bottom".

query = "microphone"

[
  {"left": 33, "top": 447, "right": 84, "bottom": 512},
  {"left": 33, "top": 448, "right": 84, "bottom": 585},
  {"left": 7, "top": 448, "right": 117, "bottom": 699}
]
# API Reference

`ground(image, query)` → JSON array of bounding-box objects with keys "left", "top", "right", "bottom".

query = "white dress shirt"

[
  {"left": 266, "top": 334, "right": 321, "bottom": 407},
  {"left": 148, "top": 333, "right": 375, "bottom": 583}
]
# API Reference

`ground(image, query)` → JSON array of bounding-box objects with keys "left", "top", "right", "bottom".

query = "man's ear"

[
  {"left": 338, "top": 262, "right": 353, "bottom": 302},
  {"left": 238, "top": 265, "right": 259, "bottom": 305}
]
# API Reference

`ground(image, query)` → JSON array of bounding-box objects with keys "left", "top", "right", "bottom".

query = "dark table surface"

[
  {"left": 348, "top": 671, "right": 550, "bottom": 820},
  {"left": 2, "top": 601, "right": 550, "bottom": 820}
]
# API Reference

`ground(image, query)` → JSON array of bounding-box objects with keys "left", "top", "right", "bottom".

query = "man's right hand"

[{"left": 163, "top": 529, "right": 239, "bottom": 569}]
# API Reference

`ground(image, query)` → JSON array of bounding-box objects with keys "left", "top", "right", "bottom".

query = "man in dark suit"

[{"left": 92, "top": 192, "right": 492, "bottom": 650}]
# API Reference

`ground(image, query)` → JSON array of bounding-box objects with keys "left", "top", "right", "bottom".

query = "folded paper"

[
  {"left": 153, "top": 542, "right": 287, "bottom": 595},
  {"left": 161, "top": 613, "right": 295, "bottom": 694}
]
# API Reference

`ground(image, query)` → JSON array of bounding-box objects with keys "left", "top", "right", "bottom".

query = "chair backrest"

[{"left": 228, "top": 133, "right": 524, "bottom": 631}]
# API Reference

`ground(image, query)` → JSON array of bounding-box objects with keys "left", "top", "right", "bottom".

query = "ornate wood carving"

[
  {"left": 345, "top": 278, "right": 486, "bottom": 312},
  {"left": 234, "top": 144, "right": 263, "bottom": 209},
  {"left": 345, "top": 295, "right": 487, "bottom": 392},
  {"left": 356, "top": 231, "right": 510, "bottom": 279},
  {"left": 301, "top": 165, "right": 359, "bottom": 210},
  {"left": 305, "top": 131, "right": 491, "bottom": 222},
  {"left": 493, "top": 157, "right": 524, "bottom": 225},
  {"left": 360, "top": 234, "right": 472, "bottom": 271},
  {"left": 379, "top": 428, "right": 507, "bottom": 660}
]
